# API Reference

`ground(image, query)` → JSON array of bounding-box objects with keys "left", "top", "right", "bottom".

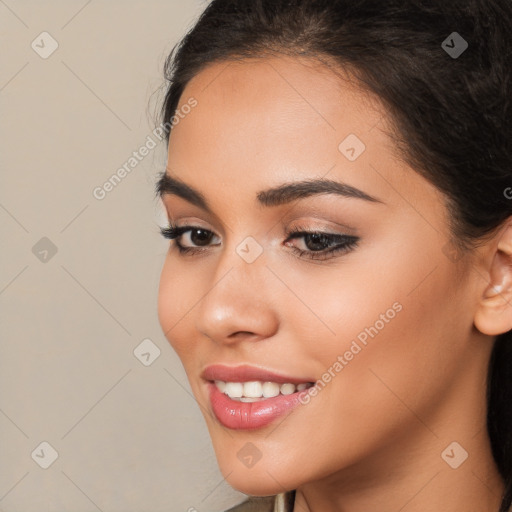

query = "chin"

[
  {"left": 224, "top": 470, "right": 291, "bottom": 497},
  {"left": 212, "top": 448, "right": 299, "bottom": 496}
]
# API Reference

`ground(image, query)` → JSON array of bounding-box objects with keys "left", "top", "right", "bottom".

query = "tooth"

[
  {"left": 225, "top": 382, "right": 243, "bottom": 398},
  {"left": 262, "top": 381, "right": 280, "bottom": 398},
  {"left": 280, "top": 383, "right": 296, "bottom": 395},
  {"left": 243, "top": 381, "right": 263, "bottom": 398},
  {"left": 219, "top": 380, "right": 309, "bottom": 399}
]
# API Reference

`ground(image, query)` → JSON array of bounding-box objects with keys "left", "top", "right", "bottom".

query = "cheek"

[
  {"left": 316, "top": 254, "right": 466, "bottom": 423},
  {"left": 157, "top": 257, "right": 198, "bottom": 357},
  {"left": 283, "top": 239, "right": 463, "bottom": 398},
  {"left": 272, "top": 256, "right": 407, "bottom": 360}
]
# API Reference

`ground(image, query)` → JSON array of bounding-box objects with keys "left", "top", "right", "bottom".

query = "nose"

[{"left": 194, "top": 244, "right": 279, "bottom": 345}]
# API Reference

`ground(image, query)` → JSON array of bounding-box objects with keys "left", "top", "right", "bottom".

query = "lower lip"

[{"left": 208, "top": 382, "right": 308, "bottom": 430}]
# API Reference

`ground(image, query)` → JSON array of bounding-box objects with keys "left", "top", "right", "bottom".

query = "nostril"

[{"left": 228, "top": 331, "right": 258, "bottom": 340}]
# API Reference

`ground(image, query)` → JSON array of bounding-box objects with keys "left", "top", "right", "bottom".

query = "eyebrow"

[{"left": 155, "top": 171, "right": 384, "bottom": 214}]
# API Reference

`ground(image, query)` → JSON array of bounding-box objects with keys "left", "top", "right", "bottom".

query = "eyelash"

[{"left": 159, "top": 222, "right": 359, "bottom": 261}]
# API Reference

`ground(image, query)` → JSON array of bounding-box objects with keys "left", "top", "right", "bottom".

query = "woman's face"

[{"left": 157, "top": 56, "right": 487, "bottom": 495}]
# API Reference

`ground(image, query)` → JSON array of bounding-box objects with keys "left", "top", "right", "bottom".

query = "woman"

[{"left": 155, "top": 1, "right": 512, "bottom": 511}]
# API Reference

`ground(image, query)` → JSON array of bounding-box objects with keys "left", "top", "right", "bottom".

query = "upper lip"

[{"left": 201, "top": 364, "right": 314, "bottom": 384}]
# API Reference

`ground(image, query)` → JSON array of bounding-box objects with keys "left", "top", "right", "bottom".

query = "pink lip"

[
  {"left": 202, "top": 364, "right": 314, "bottom": 430},
  {"left": 207, "top": 382, "right": 309, "bottom": 430},
  {"left": 201, "top": 364, "right": 313, "bottom": 384}
]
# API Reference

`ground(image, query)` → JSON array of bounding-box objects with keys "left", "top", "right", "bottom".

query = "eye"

[
  {"left": 283, "top": 224, "right": 359, "bottom": 261},
  {"left": 159, "top": 222, "right": 360, "bottom": 260},
  {"left": 159, "top": 223, "right": 220, "bottom": 255}
]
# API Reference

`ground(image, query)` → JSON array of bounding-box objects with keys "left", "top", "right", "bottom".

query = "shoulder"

[{"left": 224, "top": 491, "right": 295, "bottom": 512}]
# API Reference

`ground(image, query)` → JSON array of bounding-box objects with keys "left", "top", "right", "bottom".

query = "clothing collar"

[{"left": 274, "top": 491, "right": 295, "bottom": 512}]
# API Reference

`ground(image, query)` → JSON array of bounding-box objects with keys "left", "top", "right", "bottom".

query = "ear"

[{"left": 474, "top": 221, "right": 512, "bottom": 336}]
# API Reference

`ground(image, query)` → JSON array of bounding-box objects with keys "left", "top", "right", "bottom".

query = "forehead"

[
  {"left": 170, "top": 55, "right": 389, "bottom": 158},
  {"left": 165, "top": 55, "right": 434, "bottom": 216}
]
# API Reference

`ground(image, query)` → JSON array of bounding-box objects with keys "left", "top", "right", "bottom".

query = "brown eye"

[
  {"left": 284, "top": 226, "right": 360, "bottom": 261},
  {"left": 188, "top": 228, "right": 215, "bottom": 246},
  {"left": 159, "top": 224, "right": 221, "bottom": 255},
  {"left": 301, "top": 232, "right": 334, "bottom": 251}
]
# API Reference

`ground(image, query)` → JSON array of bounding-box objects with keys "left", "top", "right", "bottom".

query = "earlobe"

[{"left": 474, "top": 222, "right": 512, "bottom": 336}]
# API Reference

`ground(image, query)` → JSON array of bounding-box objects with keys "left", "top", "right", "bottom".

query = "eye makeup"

[{"left": 159, "top": 221, "right": 360, "bottom": 261}]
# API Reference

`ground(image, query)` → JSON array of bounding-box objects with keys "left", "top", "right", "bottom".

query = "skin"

[{"left": 157, "top": 55, "right": 511, "bottom": 512}]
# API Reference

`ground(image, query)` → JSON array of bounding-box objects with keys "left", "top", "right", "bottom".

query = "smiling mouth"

[
  {"left": 202, "top": 364, "right": 317, "bottom": 428},
  {"left": 213, "top": 380, "right": 315, "bottom": 402}
]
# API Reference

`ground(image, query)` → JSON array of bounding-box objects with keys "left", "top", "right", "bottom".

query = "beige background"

[{"left": 0, "top": 1, "right": 247, "bottom": 510}]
